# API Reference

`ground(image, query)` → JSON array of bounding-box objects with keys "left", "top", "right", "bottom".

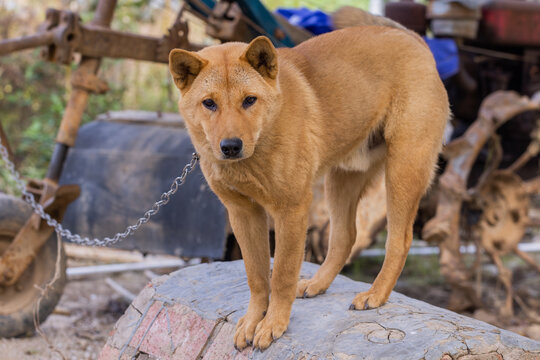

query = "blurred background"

[{"left": 0, "top": 0, "right": 378, "bottom": 192}]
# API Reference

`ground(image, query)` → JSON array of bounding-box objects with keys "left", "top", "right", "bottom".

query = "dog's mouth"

[
  {"left": 214, "top": 148, "right": 256, "bottom": 163},
  {"left": 221, "top": 153, "right": 244, "bottom": 161}
]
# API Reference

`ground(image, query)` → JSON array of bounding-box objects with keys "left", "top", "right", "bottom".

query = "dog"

[{"left": 168, "top": 13, "right": 449, "bottom": 350}]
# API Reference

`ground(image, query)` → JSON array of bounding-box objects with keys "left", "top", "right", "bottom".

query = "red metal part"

[{"left": 480, "top": 0, "right": 540, "bottom": 46}]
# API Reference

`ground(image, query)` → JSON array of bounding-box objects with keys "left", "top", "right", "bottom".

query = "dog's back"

[
  {"left": 276, "top": 26, "right": 446, "bottom": 169},
  {"left": 332, "top": 6, "right": 406, "bottom": 31}
]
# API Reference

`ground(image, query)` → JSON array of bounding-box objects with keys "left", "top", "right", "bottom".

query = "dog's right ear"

[
  {"left": 240, "top": 36, "right": 278, "bottom": 80},
  {"left": 169, "top": 49, "right": 208, "bottom": 91}
]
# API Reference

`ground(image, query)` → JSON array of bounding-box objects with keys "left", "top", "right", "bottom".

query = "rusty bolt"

[{"left": 274, "top": 28, "right": 285, "bottom": 41}]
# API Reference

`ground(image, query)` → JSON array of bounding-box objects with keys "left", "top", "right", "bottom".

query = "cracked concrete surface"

[{"left": 100, "top": 261, "right": 540, "bottom": 360}]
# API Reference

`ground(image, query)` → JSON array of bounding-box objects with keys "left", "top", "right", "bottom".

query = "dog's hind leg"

[
  {"left": 297, "top": 164, "right": 383, "bottom": 298},
  {"left": 350, "top": 136, "right": 440, "bottom": 310}
]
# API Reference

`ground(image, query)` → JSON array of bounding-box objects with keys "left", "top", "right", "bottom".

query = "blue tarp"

[
  {"left": 276, "top": 7, "right": 333, "bottom": 35},
  {"left": 423, "top": 37, "right": 459, "bottom": 80},
  {"left": 276, "top": 7, "right": 459, "bottom": 80}
]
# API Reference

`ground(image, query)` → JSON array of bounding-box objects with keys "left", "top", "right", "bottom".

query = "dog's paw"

[
  {"left": 252, "top": 312, "right": 289, "bottom": 350},
  {"left": 296, "top": 278, "right": 327, "bottom": 298},
  {"left": 349, "top": 289, "right": 388, "bottom": 310},
  {"left": 234, "top": 312, "right": 264, "bottom": 350}
]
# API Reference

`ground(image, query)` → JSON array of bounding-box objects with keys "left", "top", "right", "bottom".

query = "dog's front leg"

[
  {"left": 253, "top": 200, "right": 310, "bottom": 350},
  {"left": 225, "top": 198, "right": 270, "bottom": 350}
]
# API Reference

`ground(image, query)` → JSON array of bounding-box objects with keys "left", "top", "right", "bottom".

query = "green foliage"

[
  {"left": 262, "top": 0, "right": 370, "bottom": 12},
  {"left": 1, "top": 50, "right": 65, "bottom": 193},
  {"left": 0, "top": 50, "right": 126, "bottom": 194},
  {"left": 343, "top": 253, "right": 445, "bottom": 287}
]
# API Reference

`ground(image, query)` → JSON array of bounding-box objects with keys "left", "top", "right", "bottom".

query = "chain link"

[{"left": 0, "top": 135, "right": 199, "bottom": 246}]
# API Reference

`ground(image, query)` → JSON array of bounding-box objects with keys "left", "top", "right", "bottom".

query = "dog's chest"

[{"left": 212, "top": 163, "right": 273, "bottom": 202}]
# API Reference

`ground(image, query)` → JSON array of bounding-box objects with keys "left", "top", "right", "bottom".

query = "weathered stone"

[{"left": 100, "top": 261, "right": 540, "bottom": 360}]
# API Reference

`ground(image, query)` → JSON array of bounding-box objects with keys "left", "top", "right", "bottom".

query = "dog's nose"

[{"left": 220, "top": 138, "right": 243, "bottom": 158}]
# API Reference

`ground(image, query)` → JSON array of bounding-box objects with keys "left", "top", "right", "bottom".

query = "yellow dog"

[{"left": 169, "top": 20, "right": 448, "bottom": 350}]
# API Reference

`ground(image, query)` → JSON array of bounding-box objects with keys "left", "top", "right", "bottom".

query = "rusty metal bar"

[
  {"left": 0, "top": 0, "right": 119, "bottom": 287},
  {"left": 92, "top": 0, "right": 118, "bottom": 27},
  {"left": 0, "top": 25, "right": 185, "bottom": 64},
  {"left": 0, "top": 184, "right": 80, "bottom": 286},
  {"left": 78, "top": 26, "right": 169, "bottom": 63},
  {"left": 45, "top": 143, "right": 68, "bottom": 182},
  {"left": 0, "top": 121, "right": 14, "bottom": 165},
  {"left": 1, "top": 26, "right": 203, "bottom": 64},
  {"left": 55, "top": 83, "right": 92, "bottom": 147},
  {"left": 55, "top": 0, "right": 117, "bottom": 148},
  {"left": 0, "top": 32, "right": 54, "bottom": 56},
  {"left": 0, "top": 4, "right": 203, "bottom": 65}
]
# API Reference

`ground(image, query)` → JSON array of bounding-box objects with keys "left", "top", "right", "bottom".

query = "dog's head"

[{"left": 169, "top": 36, "right": 281, "bottom": 162}]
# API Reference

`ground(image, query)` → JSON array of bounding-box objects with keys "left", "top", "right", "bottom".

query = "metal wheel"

[{"left": 0, "top": 193, "right": 66, "bottom": 337}]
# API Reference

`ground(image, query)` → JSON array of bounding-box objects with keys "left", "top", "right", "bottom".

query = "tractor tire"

[{"left": 0, "top": 193, "right": 66, "bottom": 338}]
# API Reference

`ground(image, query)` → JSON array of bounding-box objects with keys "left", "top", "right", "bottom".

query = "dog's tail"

[
  {"left": 331, "top": 6, "right": 406, "bottom": 31},
  {"left": 332, "top": 6, "right": 428, "bottom": 48}
]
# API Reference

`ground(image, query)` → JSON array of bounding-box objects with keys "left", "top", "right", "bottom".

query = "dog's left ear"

[
  {"left": 169, "top": 49, "right": 208, "bottom": 91},
  {"left": 240, "top": 36, "right": 278, "bottom": 80}
]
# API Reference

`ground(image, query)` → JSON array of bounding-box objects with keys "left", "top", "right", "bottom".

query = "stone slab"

[{"left": 100, "top": 261, "right": 540, "bottom": 360}]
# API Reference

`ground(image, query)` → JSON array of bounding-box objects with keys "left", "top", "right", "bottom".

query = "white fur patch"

[{"left": 338, "top": 140, "right": 386, "bottom": 172}]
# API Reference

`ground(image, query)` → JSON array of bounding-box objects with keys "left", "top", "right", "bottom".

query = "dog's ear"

[
  {"left": 169, "top": 49, "right": 208, "bottom": 91},
  {"left": 240, "top": 36, "right": 278, "bottom": 80}
]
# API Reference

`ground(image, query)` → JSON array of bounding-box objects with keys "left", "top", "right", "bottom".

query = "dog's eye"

[
  {"left": 242, "top": 96, "right": 257, "bottom": 109},
  {"left": 202, "top": 99, "right": 217, "bottom": 111}
]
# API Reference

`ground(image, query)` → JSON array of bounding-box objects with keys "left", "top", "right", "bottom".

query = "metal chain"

[{"left": 0, "top": 135, "right": 199, "bottom": 246}]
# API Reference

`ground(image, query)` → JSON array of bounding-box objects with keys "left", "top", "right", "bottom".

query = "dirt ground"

[
  {"left": 0, "top": 270, "right": 149, "bottom": 360},
  {"left": 1, "top": 249, "right": 539, "bottom": 359}
]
